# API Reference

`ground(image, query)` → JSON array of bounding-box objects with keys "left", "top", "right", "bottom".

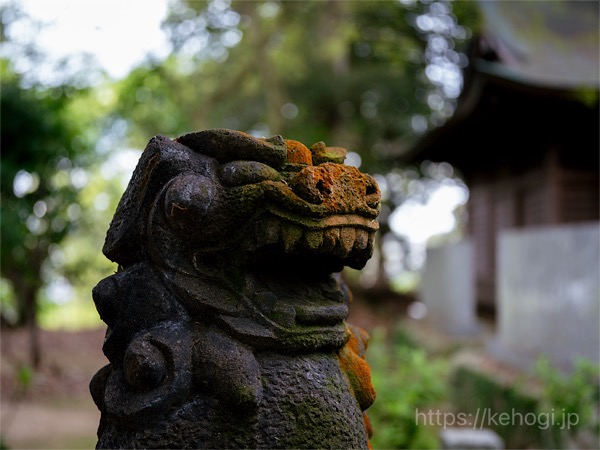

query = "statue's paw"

[
  {"left": 102, "top": 322, "right": 194, "bottom": 420},
  {"left": 90, "top": 363, "right": 112, "bottom": 410},
  {"left": 193, "top": 325, "right": 263, "bottom": 412}
]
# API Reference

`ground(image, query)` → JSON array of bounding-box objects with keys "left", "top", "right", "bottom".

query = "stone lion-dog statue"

[{"left": 90, "top": 129, "right": 380, "bottom": 449}]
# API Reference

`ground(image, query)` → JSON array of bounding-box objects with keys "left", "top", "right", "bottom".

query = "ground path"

[{"left": 1, "top": 328, "right": 106, "bottom": 449}]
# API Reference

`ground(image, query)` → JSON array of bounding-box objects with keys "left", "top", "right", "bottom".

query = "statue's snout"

[{"left": 289, "top": 163, "right": 381, "bottom": 212}]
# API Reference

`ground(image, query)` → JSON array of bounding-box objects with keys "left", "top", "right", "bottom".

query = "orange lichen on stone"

[
  {"left": 345, "top": 323, "right": 370, "bottom": 358},
  {"left": 339, "top": 324, "right": 376, "bottom": 444},
  {"left": 288, "top": 163, "right": 372, "bottom": 215},
  {"left": 286, "top": 140, "right": 313, "bottom": 165},
  {"left": 364, "top": 412, "right": 374, "bottom": 440},
  {"left": 339, "top": 325, "right": 376, "bottom": 412}
]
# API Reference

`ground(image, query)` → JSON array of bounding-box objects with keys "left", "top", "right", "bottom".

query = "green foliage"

[
  {"left": 0, "top": 1, "right": 122, "bottom": 333},
  {"left": 0, "top": 64, "right": 97, "bottom": 326},
  {"left": 449, "top": 357, "right": 600, "bottom": 449},
  {"left": 452, "top": 1, "right": 483, "bottom": 35},
  {"left": 535, "top": 356, "right": 600, "bottom": 448},
  {"left": 367, "top": 327, "right": 449, "bottom": 449},
  {"left": 16, "top": 365, "right": 34, "bottom": 391},
  {"left": 126, "top": 0, "right": 478, "bottom": 173},
  {"left": 574, "top": 87, "right": 600, "bottom": 109},
  {"left": 450, "top": 364, "right": 541, "bottom": 448},
  {"left": 0, "top": 279, "right": 17, "bottom": 324},
  {"left": 0, "top": 0, "right": 480, "bottom": 331},
  {"left": 111, "top": 62, "right": 194, "bottom": 145}
]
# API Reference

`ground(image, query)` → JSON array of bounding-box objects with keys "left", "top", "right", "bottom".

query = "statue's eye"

[{"left": 219, "top": 161, "right": 281, "bottom": 186}]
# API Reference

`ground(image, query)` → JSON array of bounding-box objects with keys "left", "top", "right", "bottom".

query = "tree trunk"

[
  {"left": 7, "top": 271, "right": 42, "bottom": 368},
  {"left": 24, "top": 287, "right": 41, "bottom": 368}
]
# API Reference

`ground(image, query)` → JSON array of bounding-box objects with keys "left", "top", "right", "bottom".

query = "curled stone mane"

[{"left": 90, "top": 129, "right": 381, "bottom": 449}]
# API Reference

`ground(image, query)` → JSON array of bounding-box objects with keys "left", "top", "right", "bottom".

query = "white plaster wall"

[
  {"left": 492, "top": 222, "right": 600, "bottom": 370},
  {"left": 420, "top": 240, "right": 480, "bottom": 335}
]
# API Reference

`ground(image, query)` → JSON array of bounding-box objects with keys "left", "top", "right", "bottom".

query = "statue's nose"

[
  {"left": 289, "top": 163, "right": 380, "bottom": 211},
  {"left": 289, "top": 165, "right": 332, "bottom": 205}
]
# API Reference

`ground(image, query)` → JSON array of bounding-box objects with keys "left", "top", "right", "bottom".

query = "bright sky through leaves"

[{"left": 17, "top": 0, "right": 171, "bottom": 80}]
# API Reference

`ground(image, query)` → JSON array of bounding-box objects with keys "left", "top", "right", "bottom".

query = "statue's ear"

[{"left": 103, "top": 135, "right": 199, "bottom": 267}]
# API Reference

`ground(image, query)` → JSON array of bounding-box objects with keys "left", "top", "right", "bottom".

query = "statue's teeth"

[
  {"left": 257, "top": 217, "right": 280, "bottom": 246},
  {"left": 303, "top": 230, "right": 324, "bottom": 251},
  {"left": 336, "top": 228, "right": 356, "bottom": 258},
  {"left": 354, "top": 229, "right": 369, "bottom": 250},
  {"left": 366, "top": 234, "right": 375, "bottom": 254},
  {"left": 255, "top": 219, "right": 376, "bottom": 263},
  {"left": 321, "top": 228, "right": 339, "bottom": 252},
  {"left": 281, "top": 223, "right": 303, "bottom": 253}
]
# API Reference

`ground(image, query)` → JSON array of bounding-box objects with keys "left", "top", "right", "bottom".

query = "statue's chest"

[
  {"left": 200, "top": 352, "right": 369, "bottom": 449},
  {"left": 253, "top": 352, "right": 368, "bottom": 448}
]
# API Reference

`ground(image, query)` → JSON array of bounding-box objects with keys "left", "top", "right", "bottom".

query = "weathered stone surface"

[{"left": 90, "top": 129, "right": 381, "bottom": 448}]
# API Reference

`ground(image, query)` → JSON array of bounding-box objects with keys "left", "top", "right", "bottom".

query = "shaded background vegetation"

[
  {"left": 1, "top": 1, "right": 480, "bottom": 448},
  {"left": 2, "top": 2, "right": 599, "bottom": 450},
  {"left": 1, "top": 0, "right": 477, "bottom": 339}
]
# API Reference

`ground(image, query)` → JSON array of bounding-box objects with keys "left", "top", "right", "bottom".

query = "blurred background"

[{"left": 1, "top": 0, "right": 598, "bottom": 449}]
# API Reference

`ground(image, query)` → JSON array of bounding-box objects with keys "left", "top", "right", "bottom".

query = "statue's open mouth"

[
  {"left": 243, "top": 160, "right": 380, "bottom": 271},
  {"left": 255, "top": 207, "right": 379, "bottom": 260}
]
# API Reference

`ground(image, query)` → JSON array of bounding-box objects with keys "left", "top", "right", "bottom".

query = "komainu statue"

[{"left": 90, "top": 129, "right": 380, "bottom": 449}]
